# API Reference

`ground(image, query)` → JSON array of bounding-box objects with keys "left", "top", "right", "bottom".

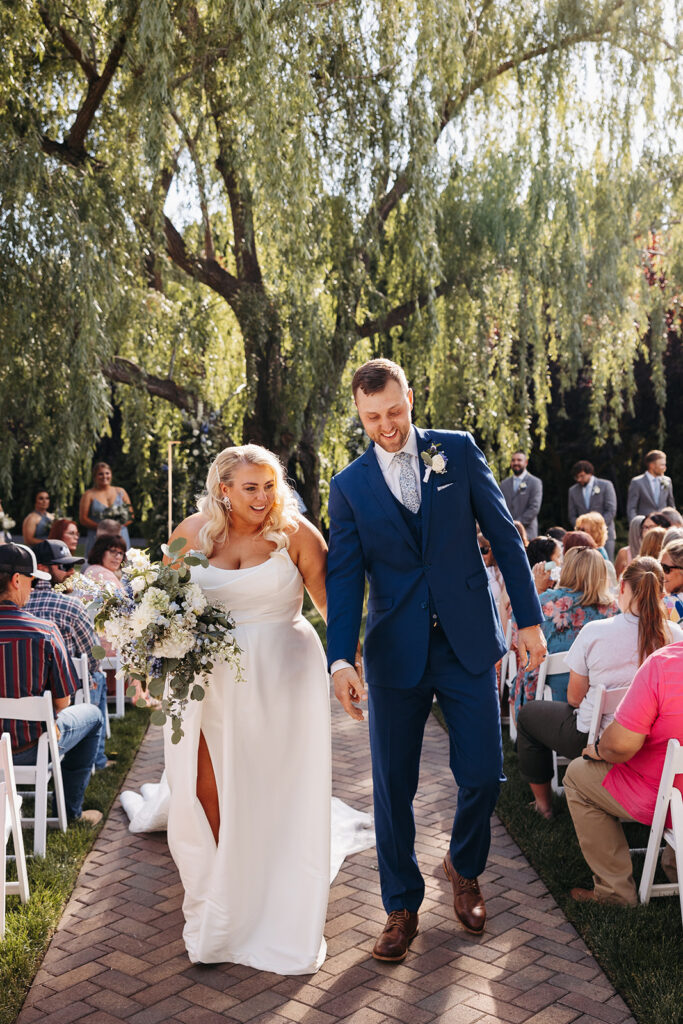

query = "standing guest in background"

[
  {"left": 627, "top": 450, "right": 675, "bottom": 522},
  {"left": 574, "top": 512, "right": 618, "bottom": 589},
  {"left": 22, "top": 488, "right": 53, "bottom": 547},
  {"left": 615, "top": 515, "right": 645, "bottom": 579},
  {"left": 567, "top": 462, "right": 618, "bottom": 560},
  {"left": 500, "top": 452, "right": 543, "bottom": 541},
  {"left": 79, "top": 462, "right": 133, "bottom": 557},
  {"left": 639, "top": 527, "right": 666, "bottom": 561},
  {"left": 513, "top": 521, "right": 529, "bottom": 547},
  {"left": 661, "top": 540, "right": 683, "bottom": 625},
  {"left": 547, "top": 526, "right": 567, "bottom": 545},
  {"left": 48, "top": 518, "right": 81, "bottom": 554},
  {"left": 27, "top": 540, "right": 110, "bottom": 771}
]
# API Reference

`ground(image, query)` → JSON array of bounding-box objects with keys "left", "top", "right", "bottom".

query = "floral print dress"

[{"left": 511, "top": 586, "right": 619, "bottom": 714}]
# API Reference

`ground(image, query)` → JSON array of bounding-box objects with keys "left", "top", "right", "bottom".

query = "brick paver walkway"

[{"left": 16, "top": 704, "right": 636, "bottom": 1024}]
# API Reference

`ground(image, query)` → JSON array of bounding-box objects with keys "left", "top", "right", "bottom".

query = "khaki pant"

[{"left": 563, "top": 758, "right": 638, "bottom": 906}]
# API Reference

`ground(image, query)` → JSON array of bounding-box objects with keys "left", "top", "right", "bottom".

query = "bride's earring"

[{"left": 222, "top": 494, "right": 232, "bottom": 512}]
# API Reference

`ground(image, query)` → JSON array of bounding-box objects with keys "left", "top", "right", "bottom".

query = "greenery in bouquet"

[
  {"left": 85, "top": 539, "right": 241, "bottom": 742},
  {"left": 93, "top": 501, "right": 133, "bottom": 525}
]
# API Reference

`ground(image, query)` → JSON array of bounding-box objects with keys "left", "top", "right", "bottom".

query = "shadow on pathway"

[{"left": 16, "top": 702, "right": 636, "bottom": 1024}]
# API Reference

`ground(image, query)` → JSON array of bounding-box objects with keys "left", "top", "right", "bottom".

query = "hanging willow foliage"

[{"left": 1, "top": 1, "right": 681, "bottom": 518}]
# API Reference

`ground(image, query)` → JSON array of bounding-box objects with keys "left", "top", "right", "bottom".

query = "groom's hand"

[
  {"left": 333, "top": 667, "right": 367, "bottom": 721},
  {"left": 517, "top": 625, "right": 547, "bottom": 672}
]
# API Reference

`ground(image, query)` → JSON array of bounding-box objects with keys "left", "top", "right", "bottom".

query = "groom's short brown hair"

[{"left": 352, "top": 359, "right": 408, "bottom": 398}]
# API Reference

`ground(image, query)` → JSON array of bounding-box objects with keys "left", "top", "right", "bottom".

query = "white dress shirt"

[
  {"left": 373, "top": 427, "right": 422, "bottom": 509},
  {"left": 513, "top": 469, "right": 528, "bottom": 493},
  {"left": 330, "top": 428, "right": 421, "bottom": 676}
]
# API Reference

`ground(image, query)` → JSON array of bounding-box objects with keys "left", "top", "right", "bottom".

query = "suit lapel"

[
  {"left": 361, "top": 445, "right": 420, "bottom": 554},
  {"left": 416, "top": 427, "right": 434, "bottom": 555}
]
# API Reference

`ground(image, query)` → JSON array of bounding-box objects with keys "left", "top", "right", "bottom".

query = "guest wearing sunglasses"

[{"left": 661, "top": 539, "right": 683, "bottom": 626}]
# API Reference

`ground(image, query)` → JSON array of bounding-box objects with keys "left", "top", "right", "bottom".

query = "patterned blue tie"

[{"left": 394, "top": 452, "right": 420, "bottom": 512}]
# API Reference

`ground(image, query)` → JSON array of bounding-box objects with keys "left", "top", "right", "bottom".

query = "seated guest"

[
  {"left": 28, "top": 540, "right": 110, "bottom": 771},
  {"left": 478, "top": 532, "right": 510, "bottom": 631},
  {"left": 663, "top": 526, "right": 683, "bottom": 548},
  {"left": 516, "top": 556, "right": 683, "bottom": 820},
  {"left": 21, "top": 489, "right": 53, "bottom": 547},
  {"left": 85, "top": 535, "right": 127, "bottom": 585},
  {"left": 547, "top": 527, "right": 567, "bottom": 543},
  {"left": 95, "top": 518, "right": 123, "bottom": 542},
  {"left": 661, "top": 540, "right": 683, "bottom": 625},
  {"left": 615, "top": 514, "right": 645, "bottom": 578},
  {"left": 574, "top": 511, "right": 617, "bottom": 588},
  {"left": 564, "top": 637, "right": 683, "bottom": 905},
  {"left": 48, "top": 518, "right": 81, "bottom": 554},
  {"left": 0, "top": 543, "right": 103, "bottom": 825},
  {"left": 562, "top": 530, "right": 597, "bottom": 555},
  {"left": 511, "top": 548, "right": 618, "bottom": 717},
  {"left": 525, "top": 535, "right": 563, "bottom": 597},
  {"left": 642, "top": 512, "right": 671, "bottom": 532},
  {"left": 639, "top": 526, "right": 666, "bottom": 561},
  {"left": 660, "top": 506, "right": 683, "bottom": 526}
]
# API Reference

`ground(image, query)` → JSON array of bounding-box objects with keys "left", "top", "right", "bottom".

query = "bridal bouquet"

[
  {"left": 83, "top": 539, "right": 242, "bottom": 741},
  {"left": 1, "top": 514, "right": 15, "bottom": 532}
]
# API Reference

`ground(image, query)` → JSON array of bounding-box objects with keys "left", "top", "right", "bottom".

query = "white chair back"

[
  {"left": 534, "top": 651, "right": 569, "bottom": 701},
  {"left": 586, "top": 684, "right": 631, "bottom": 744},
  {"left": 101, "top": 654, "right": 124, "bottom": 721},
  {"left": 639, "top": 738, "right": 683, "bottom": 921},
  {"left": 0, "top": 734, "right": 30, "bottom": 936},
  {"left": 0, "top": 694, "right": 67, "bottom": 857},
  {"left": 72, "top": 653, "right": 91, "bottom": 706}
]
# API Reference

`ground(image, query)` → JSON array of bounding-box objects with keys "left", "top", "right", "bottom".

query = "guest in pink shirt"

[{"left": 563, "top": 640, "right": 683, "bottom": 905}]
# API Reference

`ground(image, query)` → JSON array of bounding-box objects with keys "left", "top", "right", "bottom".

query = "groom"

[{"left": 326, "top": 359, "right": 546, "bottom": 961}]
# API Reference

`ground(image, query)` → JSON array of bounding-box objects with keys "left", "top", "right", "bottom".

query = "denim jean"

[
  {"left": 90, "top": 670, "right": 108, "bottom": 769},
  {"left": 13, "top": 703, "right": 103, "bottom": 820}
]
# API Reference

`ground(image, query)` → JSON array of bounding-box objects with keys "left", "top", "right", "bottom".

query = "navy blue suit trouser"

[{"left": 367, "top": 624, "right": 503, "bottom": 913}]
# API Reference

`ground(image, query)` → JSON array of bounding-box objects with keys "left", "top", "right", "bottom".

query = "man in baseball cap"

[
  {"left": 0, "top": 542, "right": 52, "bottom": 582},
  {"left": 34, "top": 539, "right": 85, "bottom": 570}
]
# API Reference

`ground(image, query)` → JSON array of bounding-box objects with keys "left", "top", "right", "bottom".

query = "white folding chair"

[
  {"left": 498, "top": 620, "right": 513, "bottom": 726},
  {"left": 72, "top": 653, "right": 91, "bottom": 706},
  {"left": 639, "top": 738, "right": 683, "bottom": 922},
  {"left": 533, "top": 652, "right": 571, "bottom": 793},
  {"left": 0, "top": 694, "right": 68, "bottom": 857},
  {"left": 0, "top": 733, "right": 29, "bottom": 937},
  {"left": 586, "top": 684, "right": 631, "bottom": 744},
  {"left": 102, "top": 654, "right": 124, "bottom": 721}
]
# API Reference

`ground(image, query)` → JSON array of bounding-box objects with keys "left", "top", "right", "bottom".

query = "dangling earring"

[{"left": 222, "top": 494, "right": 232, "bottom": 512}]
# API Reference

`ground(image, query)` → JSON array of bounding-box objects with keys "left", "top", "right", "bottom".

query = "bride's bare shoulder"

[{"left": 168, "top": 514, "right": 207, "bottom": 554}]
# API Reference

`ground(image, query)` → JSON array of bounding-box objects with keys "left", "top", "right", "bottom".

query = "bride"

[{"left": 122, "top": 445, "right": 372, "bottom": 974}]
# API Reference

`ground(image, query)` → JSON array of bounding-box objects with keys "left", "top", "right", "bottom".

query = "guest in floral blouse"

[{"left": 511, "top": 548, "right": 619, "bottom": 717}]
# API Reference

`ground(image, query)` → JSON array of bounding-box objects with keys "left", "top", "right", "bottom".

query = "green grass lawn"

[{"left": 1, "top": 706, "right": 150, "bottom": 1024}]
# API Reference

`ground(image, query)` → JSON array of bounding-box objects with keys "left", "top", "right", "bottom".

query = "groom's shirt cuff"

[{"left": 330, "top": 659, "right": 353, "bottom": 675}]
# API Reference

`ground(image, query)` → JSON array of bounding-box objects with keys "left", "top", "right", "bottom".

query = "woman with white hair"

[{"left": 150, "top": 445, "right": 367, "bottom": 974}]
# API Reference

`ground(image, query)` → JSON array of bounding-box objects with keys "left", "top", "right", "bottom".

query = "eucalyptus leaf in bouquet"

[{"left": 85, "top": 539, "right": 242, "bottom": 742}]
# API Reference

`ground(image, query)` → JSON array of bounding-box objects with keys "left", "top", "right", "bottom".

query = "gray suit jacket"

[
  {"left": 567, "top": 478, "right": 618, "bottom": 541},
  {"left": 627, "top": 473, "right": 675, "bottom": 521},
  {"left": 500, "top": 473, "right": 543, "bottom": 540}
]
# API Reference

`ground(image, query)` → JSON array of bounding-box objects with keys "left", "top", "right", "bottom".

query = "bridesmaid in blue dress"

[
  {"left": 22, "top": 488, "right": 53, "bottom": 547},
  {"left": 79, "top": 462, "right": 133, "bottom": 556}
]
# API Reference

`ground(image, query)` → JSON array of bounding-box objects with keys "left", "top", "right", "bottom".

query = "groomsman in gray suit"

[
  {"left": 567, "top": 461, "right": 618, "bottom": 560},
  {"left": 499, "top": 452, "right": 543, "bottom": 540},
  {"left": 626, "top": 450, "right": 676, "bottom": 521}
]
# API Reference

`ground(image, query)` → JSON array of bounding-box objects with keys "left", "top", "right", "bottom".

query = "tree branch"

[
  {"left": 169, "top": 105, "right": 215, "bottom": 261},
  {"left": 102, "top": 356, "right": 199, "bottom": 414},
  {"left": 355, "top": 277, "right": 460, "bottom": 339},
  {"left": 164, "top": 216, "right": 241, "bottom": 304},
  {"left": 38, "top": 6, "right": 99, "bottom": 83}
]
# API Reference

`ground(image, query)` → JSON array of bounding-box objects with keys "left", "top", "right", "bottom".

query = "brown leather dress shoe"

[
  {"left": 443, "top": 854, "right": 486, "bottom": 934},
  {"left": 372, "top": 910, "right": 419, "bottom": 962}
]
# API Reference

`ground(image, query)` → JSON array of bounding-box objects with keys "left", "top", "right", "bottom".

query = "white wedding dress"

[{"left": 120, "top": 549, "right": 374, "bottom": 975}]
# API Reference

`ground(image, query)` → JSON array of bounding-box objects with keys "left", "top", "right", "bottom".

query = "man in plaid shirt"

[
  {"left": 0, "top": 543, "right": 102, "bottom": 824},
  {"left": 28, "top": 539, "right": 110, "bottom": 770}
]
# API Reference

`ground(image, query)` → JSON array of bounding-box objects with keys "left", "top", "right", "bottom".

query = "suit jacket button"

[{"left": 421, "top": 602, "right": 428, "bottom": 610}]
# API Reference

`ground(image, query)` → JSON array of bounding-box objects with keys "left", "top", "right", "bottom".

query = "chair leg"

[{"left": 1, "top": 783, "right": 6, "bottom": 939}]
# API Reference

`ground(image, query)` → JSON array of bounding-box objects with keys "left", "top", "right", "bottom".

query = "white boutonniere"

[
  {"left": 661, "top": 477, "right": 670, "bottom": 488},
  {"left": 421, "top": 443, "right": 448, "bottom": 482},
  {"left": 519, "top": 481, "right": 527, "bottom": 491},
  {"left": 593, "top": 485, "right": 600, "bottom": 495}
]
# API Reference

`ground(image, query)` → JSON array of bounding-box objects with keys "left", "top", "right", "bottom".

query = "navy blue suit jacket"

[{"left": 326, "top": 428, "right": 543, "bottom": 686}]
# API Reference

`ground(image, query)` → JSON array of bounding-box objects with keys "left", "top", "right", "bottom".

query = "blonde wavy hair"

[
  {"left": 196, "top": 445, "right": 300, "bottom": 557},
  {"left": 558, "top": 547, "right": 612, "bottom": 607},
  {"left": 574, "top": 511, "right": 608, "bottom": 549}
]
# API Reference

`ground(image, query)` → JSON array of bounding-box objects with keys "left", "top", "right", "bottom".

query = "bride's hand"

[{"left": 333, "top": 666, "right": 367, "bottom": 721}]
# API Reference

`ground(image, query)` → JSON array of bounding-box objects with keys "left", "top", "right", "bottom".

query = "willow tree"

[{"left": 1, "top": 1, "right": 681, "bottom": 520}]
